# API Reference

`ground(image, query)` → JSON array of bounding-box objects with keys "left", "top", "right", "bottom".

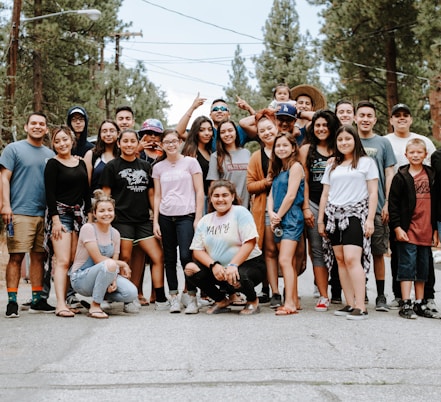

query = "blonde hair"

[
  {"left": 405, "top": 138, "right": 427, "bottom": 152},
  {"left": 92, "top": 189, "right": 115, "bottom": 213}
]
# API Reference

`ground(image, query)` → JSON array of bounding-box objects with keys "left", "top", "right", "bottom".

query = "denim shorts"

[
  {"left": 396, "top": 242, "right": 430, "bottom": 282},
  {"left": 59, "top": 213, "right": 75, "bottom": 233}
]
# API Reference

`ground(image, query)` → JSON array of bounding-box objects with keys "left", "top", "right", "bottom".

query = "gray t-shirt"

[
  {"left": 360, "top": 134, "right": 397, "bottom": 214},
  {"left": 0, "top": 140, "right": 54, "bottom": 216},
  {"left": 207, "top": 148, "right": 251, "bottom": 208}
]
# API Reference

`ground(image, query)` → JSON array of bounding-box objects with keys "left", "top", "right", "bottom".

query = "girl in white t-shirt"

[
  {"left": 152, "top": 129, "right": 205, "bottom": 314},
  {"left": 318, "top": 125, "right": 378, "bottom": 320}
]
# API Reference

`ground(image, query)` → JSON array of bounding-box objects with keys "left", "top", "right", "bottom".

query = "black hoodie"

[{"left": 66, "top": 105, "right": 94, "bottom": 157}]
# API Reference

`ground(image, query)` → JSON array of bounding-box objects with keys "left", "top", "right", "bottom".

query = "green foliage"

[
  {"left": 3, "top": 0, "right": 169, "bottom": 140},
  {"left": 224, "top": 45, "right": 266, "bottom": 122},
  {"left": 308, "top": 0, "right": 431, "bottom": 135},
  {"left": 254, "top": 0, "right": 321, "bottom": 100}
]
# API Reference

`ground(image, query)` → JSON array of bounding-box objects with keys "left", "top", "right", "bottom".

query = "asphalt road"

[{"left": 0, "top": 257, "right": 440, "bottom": 401}]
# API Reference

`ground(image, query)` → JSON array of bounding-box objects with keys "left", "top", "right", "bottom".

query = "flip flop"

[
  {"left": 87, "top": 310, "right": 109, "bottom": 319},
  {"left": 55, "top": 309, "right": 75, "bottom": 318},
  {"left": 206, "top": 303, "right": 231, "bottom": 315},
  {"left": 230, "top": 293, "right": 247, "bottom": 306},
  {"left": 138, "top": 296, "right": 149, "bottom": 306},
  {"left": 239, "top": 303, "right": 260, "bottom": 315},
  {"left": 275, "top": 306, "right": 298, "bottom": 316}
]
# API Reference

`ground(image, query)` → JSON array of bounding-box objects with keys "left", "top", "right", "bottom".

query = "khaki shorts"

[
  {"left": 371, "top": 213, "right": 389, "bottom": 255},
  {"left": 6, "top": 215, "right": 45, "bottom": 253}
]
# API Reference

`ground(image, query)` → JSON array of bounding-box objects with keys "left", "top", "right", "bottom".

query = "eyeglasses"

[
  {"left": 211, "top": 106, "right": 229, "bottom": 112},
  {"left": 162, "top": 139, "right": 179, "bottom": 146}
]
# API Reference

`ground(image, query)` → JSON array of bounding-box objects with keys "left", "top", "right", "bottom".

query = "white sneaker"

[
  {"left": 101, "top": 301, "right": 112, "bottom": 311},
  {"left": 123, "top": 302, "right": 140, "bottom": 314},
  {"left": 184, "top": 296, "right": 199, "bottom": 314},
  {"left": 169, "top": 295, "right": 181, "bottom": 313},
  {"left": 154, "top": 300, "right": 170, "bottom": 311},
  {"left": 197, "top": 296, "right": 214, "bottom": 307},
  {"left": 181, "top": 292, "right": 191, "bottom": 308},
  {"left": 315, "top": 296, "right": 330, "bottom": 312}
]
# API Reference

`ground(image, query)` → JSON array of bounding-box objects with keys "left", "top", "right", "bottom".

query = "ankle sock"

[
  {"left": 7, "top": 288, "right": 18, "bottom": 303},
  {"left": 32, "top": 286, "right": 43, "bottom": 303}
]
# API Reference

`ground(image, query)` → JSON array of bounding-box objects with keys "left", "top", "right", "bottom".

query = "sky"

[{"left": 114, "top": 0, "right": 325, "bottom": 125}]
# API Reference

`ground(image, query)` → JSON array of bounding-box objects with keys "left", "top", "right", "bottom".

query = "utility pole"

[
  {"left": 2, "top": 0, "right": 22, "bottom": 145},
  {"left": 108, "top": 31, "right": 142, "bottom": 111},
  {"left": 109, "top": 31, "right": 142, "bottom": 71}
]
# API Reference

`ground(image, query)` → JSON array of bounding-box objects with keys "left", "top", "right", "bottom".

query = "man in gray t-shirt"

[
  {"left": 356, "top": 101, "right": 397, "bottom": 312},
  {"left": 0, "top": 112, "right": 55, "bottom": 317}
]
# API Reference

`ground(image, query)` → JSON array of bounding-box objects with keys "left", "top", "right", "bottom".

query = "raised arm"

[{"left": 175, "top": 93, "right": 207, "bottom": 140}]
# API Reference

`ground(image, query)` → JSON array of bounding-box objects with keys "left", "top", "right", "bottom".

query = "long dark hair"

[
  {"left": 207, "top": 179, "right": 242, "bottom": 213},
  {"left": 331, "top": 125, "right": 367, "bottom": 171},
  {"left": 268, "top": 132, "right": 299, "bottom": 178},
  {"left": 305, "top": 110, "right": 340, "bottom": 169},
  {"left": 181, "top": 116, "right": 213, "bottom": 157},
  {"left": 216, "top": 119, "right": 240, "bottom": 176},
  {"left": 92, "top": 119, "right": 120, "bottom": 159}
]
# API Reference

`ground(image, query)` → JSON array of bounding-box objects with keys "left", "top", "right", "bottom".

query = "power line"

[{"left": 139, "top": 0, "right": 264, "bottom": 42}]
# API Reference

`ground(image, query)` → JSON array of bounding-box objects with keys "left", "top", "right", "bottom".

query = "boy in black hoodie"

[
  {"left": 67, "top": 106, "right": 94, "bottom": 157},
  {"left": 389, "top": 138, "right": 439, "bottom": 319}
]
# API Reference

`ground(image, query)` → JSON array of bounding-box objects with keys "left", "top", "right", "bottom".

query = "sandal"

[
  {"left": 87, "top": 310, "right": 109, "bottom": 319},
  {"left": 138, "top": 296, "right": 149, "bottom": 306},
  {"left": 239, "top": 303, "right": 260, "bottom": 315},
  {"left": 55, "top": 309, "right": 75, "bottom": 318},
  {"left": 206, "top": 300, "right": 232, "bottom": 315},
  {"left": 275, "top": 306, "right": 298, "bottom": 316},
  {"left": 230, "top": 292, "right": 247, "bottom": 306}
]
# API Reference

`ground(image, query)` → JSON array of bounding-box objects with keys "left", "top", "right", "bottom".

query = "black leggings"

[{"left": 186, "top": 255, "right": 266, "bottom": 302}]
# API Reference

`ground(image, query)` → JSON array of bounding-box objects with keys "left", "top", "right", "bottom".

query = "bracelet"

[
  {"left": 209, "top": 261, "right": 220, "bottom": 269},
  {"left": 302, "top": 208, "right": 310, "bottom": 211},
  {"left": 227, "top": 263, "right": 238, "bottom": 268}
]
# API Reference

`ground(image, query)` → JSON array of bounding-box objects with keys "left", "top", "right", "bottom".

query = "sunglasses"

[{"left": 211, "top": 106, "right": 229, "bottom": 112}]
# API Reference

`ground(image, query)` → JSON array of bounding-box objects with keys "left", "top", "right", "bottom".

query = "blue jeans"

[
  {"left": 396, "top": 242, "right": 430, "bottom": 282},
  {"left": 70, "top": 261, "right": 137, "bottom": 304},
  {"left": 159, "top": 213, "right": 195, "bottom": 294}
]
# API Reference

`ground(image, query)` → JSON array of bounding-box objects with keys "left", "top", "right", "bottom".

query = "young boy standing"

[{"left": 389, "top": 139, "right": 438, "bottom": 319}]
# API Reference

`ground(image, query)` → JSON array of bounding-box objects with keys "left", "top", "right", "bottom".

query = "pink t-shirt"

[
  {"left": 70, "top": 223, "right": 121, "bottom": 273},
  {"left": 152, "top": 156, "right": 202, "bottom": 216}
]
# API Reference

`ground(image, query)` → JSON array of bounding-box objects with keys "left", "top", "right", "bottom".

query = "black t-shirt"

[
  {"left": 308, "top": 148, "right": 331, "bottom": 205},
  {"left": 100, "top": 157, "right": 153, "bottom": 224},
  {"left": 197, "top": 150, "right": 211, "bottom": 195}
]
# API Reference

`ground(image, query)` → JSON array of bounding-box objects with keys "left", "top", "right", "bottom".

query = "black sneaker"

[
  {"left": 258, "top": 292, "right": 270, "bottom": 304},
  {"left": 29, "top": 299, "right": 56, "bottom": 314},
  {"left": 270, "top": 294, "right": 282, "bottom": 309},
  {"left": 6, "top": 301, "right": 19, "bottom": 318},
  {"left": 375, "top": 295, "right": 390, "bottom": 312},
  {"left": 346, "top": 308, "right": 368, "bottom": 320},
  {"left": 331, "top": 295, "right": 342, "bottom": 304},
  {"left": 413, "top": 301, "right": 436, "bottom": 318},
  {"left": 334, "top": 305, "right": 354, "bottom": 316},
  {"left": 399, "top": 300, "right": 417, "bottom": 319},
  {"left": 20, "top": 298, "right": 32, "bottom": 311},
  {"left": 66, "top": 295, "right": 82, "bottom": 309}
]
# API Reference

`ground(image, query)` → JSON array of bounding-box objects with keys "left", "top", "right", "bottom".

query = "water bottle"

[
  {"left": 6, "top": 221, "right": 14, "bottom": 237},
  {"left": 273, "top": 224, "right": 283, "bottom": 238}
]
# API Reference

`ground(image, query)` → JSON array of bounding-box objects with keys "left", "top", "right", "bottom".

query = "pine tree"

[
  {"left": 224, "top": 45, "right": 265, "bottom": 122},
  {"left": 309, "top": 0, "right": 427, "bottom": 134},
  {"left": 254, "top": 0, "right": 320, "bottom": 100}
]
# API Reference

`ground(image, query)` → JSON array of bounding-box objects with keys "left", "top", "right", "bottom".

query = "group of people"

[{"left": 1, "top": 82, "right": 440, "bottom": 321}]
